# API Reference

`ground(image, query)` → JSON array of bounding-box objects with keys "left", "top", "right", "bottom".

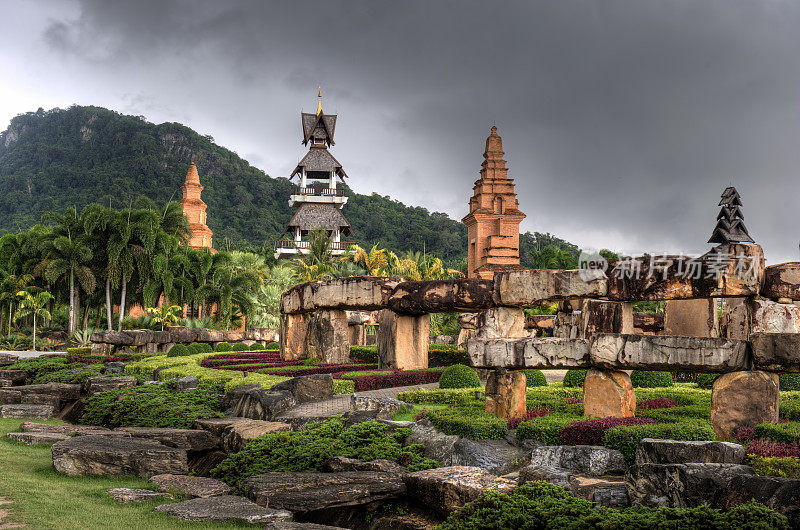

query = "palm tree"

[
  {"left": 15, "top": 290, "right": 54, "bottom": 351},
  {"left": 291, "top": 229, "right": 337, "bottom": 281},
  {"left": 207, "top": 261, "right": 257, "bottom": 329},
  {"left": 0, "top": 272, "right": 33, "bottom": 334},
  {"left": 343, "top": 244, "right": 391, "bottom": 276}
]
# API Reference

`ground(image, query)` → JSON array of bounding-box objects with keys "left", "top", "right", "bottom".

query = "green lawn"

[
  {"left": 393, "top": 403, "right": 451, "bottom": 421},
  {"left": 0, "top": 418, "right": 253, "bottom": 529}
]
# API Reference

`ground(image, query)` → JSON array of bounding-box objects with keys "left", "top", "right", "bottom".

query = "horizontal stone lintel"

[
  {"left": 750, "top": 332, "right": 800, "bottom": 373},
  {"left": 469, "top": 334, "right": 755, "bottom": 372}
]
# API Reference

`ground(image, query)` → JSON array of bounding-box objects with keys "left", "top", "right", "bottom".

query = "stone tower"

[
  {"left": 462, "top": 126, "right": 526, "bottom": 279},
  {"left": 179, "top": 163, "right": 214, "bottom": 251},
  {"left": 275, "top": 90, "right": 352, "bottom": 258}
]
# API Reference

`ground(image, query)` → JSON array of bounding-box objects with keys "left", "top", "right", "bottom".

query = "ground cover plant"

[{"left": 211, "top": 419, "right": 440, "bottom": 490}]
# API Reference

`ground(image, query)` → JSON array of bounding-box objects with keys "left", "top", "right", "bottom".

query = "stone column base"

[
  {"left": 279, "top": 313, "right": 308, "bottom": 361},
  {"left": 377, "top": 311, "right": 430, "bottom": 370},
  {"left": 711, "top": 370, "right": 779, "bottom": 440},
  {"left": 305, "top": 309, "right": 350, "bottom": 364},
  {"left": 583, "top": 368, "right": 635, "bottom": 418},
  {"left": 485, "top": 368, "right": 527, "bottom": 419}
]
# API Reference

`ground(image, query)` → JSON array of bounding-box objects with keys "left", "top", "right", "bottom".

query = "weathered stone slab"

[
  {"left": 280, "top": 277, "right": 402, "bottom": 314},
  {"left": 718, "top": 475, "right": 800, "bottom": 527},
  {"left": 450, "top": 438, "right": 531, "bottom": 475},
  {"left": 583, "top": 369, "right": 635, "bottom": 418},
  {"left": 116, "top": 427, "right": 219, "bottom": 451},
  {"left": 762, "top": 262, "right": 800, "bottom": 300},
  {"left": 635, "top": 438, "right": 745, "bottom": 465},
  {"left": 7, "top": 431, "right": 69, "bottom": 445},
  {"left": 404, "top": 466, "right": 516, "bottom": 517},
  {"left": 387, "top": 279, "right": 495, "bottom": 314},
  {"left": 582, "top": 300, "right": 633, "bottom": 338},
  {"left": 192, "top": 417, "right": 251, "bottom": 437},
  {"left": 19, "top": 422, "right": 106, "bottom": 435},
  {"left": 634, "top": 312, "right": 665, "bottom": 333},
  {"left": 304, "top": 309, "right": 349, "bottom": 364},
  {"left": 106, "top": 488, "right": 173, "bottom": 503},
  {"left": 377, "top": 311, "right": 429, "bottom": 370},
  {"left": 0, "top": 389, "right": 21, "bottom": 404},
  {"left": 663, "top": 299, "right": 717, "bottom": 337},
  {"left": 84, "top": 376, "right": 138, "bottom": 395},
  {"left": 153, "top": 495, "right": 292, "bottom": 524},
  {"left": 280, "top": 313, "right": 308, "bottom": 361},
  {"left": 150, "top": 474, "right": 231, "bottom": 498},
  {"left": 711, "top": 370, "right": 779, "bottom": 439},
  {"left": 530, "top": 445, "right": 626, "bottom": 476},
  {"left": 351, "top": 395, "right": 412, "bottom": 419},
  {"left": 0, "top": 404, "right": 54, "bottom": 419},
  {"left": 468, "top": 337, "right": 590, "bottom": 369},
  {"left": 323, "top": 456, "right": 406, "bottom": 474},
  {"left": 590, "top": 334, "right": 751, "bottom": 372},
  {"left": 519, "top": 464, "right": 573, "bottom": 489},
  {"left": 242, "top": 472, "right": 406, "bottom": 512},
  {"left": 494, "top": 269, "right": 607, "bottom": 306},
  {"left": 222, "top": 419, "right": 292, "bottom": 453},
  {"left": 751, "top": 299, "right": 800, "bottom": 334},
  {"left": 626, "top": 462, "right": 754, "bottom": 507},
  {"left": 17, "top": 383, "right": 81, "bottom": 401},
  {"left": 525, "top": 314, "right": 555, "bottom": 331},
  {"left": 751, "top": 332, "right": 800, "bottom": 372},
  {"left": 475, "top": 306, "right": 527, "bottom": 339},
  {"left": 0, "top": 353, "right": 19, "bottom": 366},
  {"left": 52, "top": 435, "right": 188, "bottom": 478},
  {"left": 0, "top": 370, "right": 27, "bottom": 386},
  {"left": 484, "top": 369, "right": 526, "bottom": 419}
]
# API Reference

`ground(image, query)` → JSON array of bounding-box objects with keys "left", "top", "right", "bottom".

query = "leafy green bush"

[
  {"left": 350, "top": 345, "right": 378, "bottom": 363},
  {"left": 522, "top": 369, "right": 547, "bottom": 387},
  {"left": 6, "top": 356, "right": 69, "bottom": 378},
  {"left": 439, "top": 364, "right": 481, "bottom": 389},
  {"left": 437, "top": 480, "right": 788, "bottom": 530},
  {"left": 428, "top": 345, "right": 470, "bottom": 367},
  {"left": 231, "top": 343, "right": 250, "bottom": 352},
  {"left": 562, "top": 369, "right": 586, "bottom": 388},
  {"left": 265, "top": 341, "right": 279, "bottom": 350},
  {"left": 166, "top": 344, "right": 191, "bottom": 357},
  {"left": 398, "top": 388, "right": 480, "bottom": 406},
  {"left": 214, "top": 342, "right": 232, "bottom": 352},
  {"left": 427, "top": 405, "right": 508, "bottom": 439},
  {"left": 603, "top": 420, "right": 716, "bottom": 464},
  {"left": 780, "top": 393, "right": 800, "bottom": 421},
  {"left": 516, "top": 414, "right": 581, "bottom": 445},
  {"left": 250, "top": 343, "right": 265, "bottom": 351},
  {"left": 630, "top": 370, "right": 674, "bottom": 388},
  {"left": 754, "top": 422, "right": 800, "bottom": 443},
  {"left": 696, "top": 373, "right": 719, "bottom": 389},
  {"left": 750, "top": 456, "right": 800, "bottom": 479},
  {"left": 779, "top": 374, "right": 800, "bottom": 391},
  {"left": 80, "top": 385, "right": 224, "bottom": 429},
  {"left": 211, "top": 420, "right": 439, "bottom": 489},
  {"left": 65, "top": 346, "right": 91, "bottom": 355},
  {"left": 33, "top": 365, "right": 104, "bottom": 384},
  {"left": 332, "top": 379, "right": 355, "bottom": 394},
  {"left": 189, "top": 342, "right": 212, "bottom": 354}
]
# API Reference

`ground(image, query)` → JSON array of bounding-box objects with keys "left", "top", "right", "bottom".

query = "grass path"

[{"left": 0, "top": 418, "right": 253, "bottom": 529}]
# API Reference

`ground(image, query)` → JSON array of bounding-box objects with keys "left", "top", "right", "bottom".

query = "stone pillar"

[
  {"left": 377, "top": 310, "right": 430, "bottom": 370},
  {"left": 304, "top": 309, "right": 350, "bottom": 364},
  {"left": 581, "top": 300, "right": 633, "bottom": 339},
  {"left": 583, "top": 368, "right": 635, "bottom": 418},
  {"left": 475, "top": 307, "right": 526, "bottom": 339},
  {"left": 348, "top": 324, "right": 366, "bottom": 347},
  {"left": 663, "top": 299, "right": 718, "bottom": 337},
  {"left": 554, "top": 300, "right": 582, "bottom": 338},
  {"left": 279, "top": 313, "right": 309, "bottom": 361},
  {"left": 485, "top": 369, "right": 527, "bottom": 419},
  {"left": 711, "top": 371, "right": 779, "bottom": 440}
]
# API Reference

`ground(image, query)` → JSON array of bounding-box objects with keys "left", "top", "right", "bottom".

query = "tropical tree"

[
  {"left": 343, "top": 244, "right": 392, "bottom": 276},
  {"left": 0, "top": 272, "right": 33, "bottom": 334},
  {"left": 145, "top": 304, "right": 182, "bottom": 331},
  {"left": 290, "top": 229, "right": 337, "bottom": 282},
  {"left": 207, "top": 261, "right": 257, "bottom": 329},
  {"left": 15, "top": 290, "right": 54, "bottom": 351}
]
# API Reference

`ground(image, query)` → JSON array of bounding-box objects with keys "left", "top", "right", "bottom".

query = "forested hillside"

[{"left": 0, "top": 105, "right": 578, "bottom": 266}]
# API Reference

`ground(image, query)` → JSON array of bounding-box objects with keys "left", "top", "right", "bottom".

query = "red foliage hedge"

[
  {"left": 337, "top": 369, "right": 444, "bottom": 391},
  {"left": 746, "top": 439, "right": 800, "bottom": 458},
  {"left": 508, "top": 407, "right": 550, "bottom": 430},
  {"left": 559, "top": 416, "right": 658, "bottom": 446}
]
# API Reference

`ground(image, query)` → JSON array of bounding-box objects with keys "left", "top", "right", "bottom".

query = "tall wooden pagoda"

[{"left": 275, "top": 90, "right": 352, "bottom": 258}]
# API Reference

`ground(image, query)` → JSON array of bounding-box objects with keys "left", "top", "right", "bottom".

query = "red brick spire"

[{"left": 179, "top": 163, "right": 214, "bottom": 251}]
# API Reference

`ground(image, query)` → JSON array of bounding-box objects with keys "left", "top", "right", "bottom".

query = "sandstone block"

[
  {"left": 752, "top": 300, "right": 800, "bottom": 333},
  {"left": 303, "top": 309, "right": 349, "bottom": 364},
  {"left": 0, "top": 404, "right": 54, "bottom": 419},
  {"left": 457, "top": 312, "right": 481, "bottom": 330},
  {"left": 404, "top": 466, "right": 516, "bottom": 517},
  {"left": 590, "top": 334, "right": 751, "bottom": 372},
  {"left": 153, "top": 495, "right": 292, "bottom": 524},
  {"left": 475, "top": 306, "right": 527, "bottom": 340},
  {"left": 280, "top": 276, "right": 402, "bottom": 314},
  {"left": 494, "top": 268, "right": 607, "bottom": 306},
  {"left": 526, "top": 314, "right": 555, "bottom": 332},
  {"left": 280, "top": 313, "right": 308, "bottom": 361},
  {"left": 377, "top": 311, "right": 429, "bottom": 370},
  {"left": 633, "top": 312, "right": 665, "bottom": 333},
  {"left": 166, "top": 326, "right": 199, "bottom": 343},
  {"left": 751, "top": 332, "right": 800, "bottom": 372},
  {"left": 116, "top": 427, "right": 219, "bottom": 451},
  {"left": 150, "top": 474, "right": 231, "bottom": 498},
  {"left": 387, "top": 279, "right": 495, "bottom": 314},
  {"left": 192, "top": 417, "right": 251, "bottom": 437},
  {"left": 484, "top": 369, "right": 526, "bottom": 419},
  {"left": 626, "top": 462, "right": 754, "bottom": 507},
  {"left": 663, "top": 299, "right": 717, "bottom": 337},
  {"left": 635, "top": 438, "right": 745, "bottom": 465},
  {"left": 51, "top": 435, "right": 188, "bottom": 478},
  {"left": 583, "top": 369, "right": 635, "bottom": 418},
  {"left": 762, "top": 262, "right": 800, "bottom": 300},
  {"left": 530, "top": 445, "right": 626, "bottom": 476},
  {"left": 711, "top": 370, "right": 779, "bottom": 439},
  {"left": 468, "top": 337, "right": 590, "bottom": 369},
  {"left": 582, "top": 299, "right": 633, "bottom": 338},
  {"left": 84, "top": 376, "right": 138, "bottom": 395},
  {"left": 222, "top": 419, "right": 292, "bottom": 453}
]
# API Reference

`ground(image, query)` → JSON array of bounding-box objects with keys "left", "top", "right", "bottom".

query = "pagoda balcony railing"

[
  {"left": 276, "top": 240, "right": 353, "bottom": 251},
  {"left": 293, "top": 186, "right": 345, "bottom": 197}
]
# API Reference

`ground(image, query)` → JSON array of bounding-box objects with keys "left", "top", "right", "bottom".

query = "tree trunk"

[
  {"left": 94, "top": 304, "right": 102, "bottom": 330},
  {"left": 7, "top": 303, "right": 12, "bottom": 335},
  {"left": 32, "top": 314, "right": 36, "bottom": 352},
  {"left": 105, "top": 277, "right": 113, "bottom": 330},
  {"left": 118, "top": 276, "right": 127, "bottom": 331},
  {"left": 69, "top": 269, "right": 75, "bottom": 333},
  {"left": 82, "top": 299, "right": 90, "bottom": 330}
]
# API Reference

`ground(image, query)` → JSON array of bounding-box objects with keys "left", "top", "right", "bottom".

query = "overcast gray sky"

[{"left": 2, "top": 0, "right": 800, "bottom": 263}]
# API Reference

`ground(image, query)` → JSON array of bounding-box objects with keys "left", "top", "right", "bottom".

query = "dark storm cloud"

[{"left": 33, "top": 0, "right": 800, "bottom": 262}]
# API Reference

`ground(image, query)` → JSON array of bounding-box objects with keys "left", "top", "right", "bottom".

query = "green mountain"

[{"left": 0, "top": 105, "right": 468, "bottom": 260}]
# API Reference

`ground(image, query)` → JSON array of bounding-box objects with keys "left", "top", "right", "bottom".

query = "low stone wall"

[{"left": 90, "top": 327, "right": 279, "bottom": 354}]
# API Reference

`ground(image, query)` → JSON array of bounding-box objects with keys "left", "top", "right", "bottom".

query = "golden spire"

[{"left": 316, "top": 86, "right": 322, "bottom": 115}]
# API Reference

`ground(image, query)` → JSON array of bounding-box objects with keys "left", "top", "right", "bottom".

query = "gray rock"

[
  {"left": 341, "top": 410, "right": 380, "bottom": 427},
  {"left": 469, "top": 337, "right": 591, "bottom": 369},
  {"left": 593, "top": 486, "right": 631, "bottom": 508},
  {"left": 104, "top": 362, "right": 126, "bottom": 370},
  {"left": 18, "top": 383, "right": 81, "bottom": 401},
  {"left": 0, "top": 403, "right": 54, "bottom": 419},
  {"left": 153, "top": 495, "right": 292, "bottom": 523},
  {"left": 350, "top": 395, "right": 413, "bottom": 419},
  {"left": 626, "top": 462, "right": 754, "bottom": 507},
  {"left": 271, "top": 374, "right": 334, "bottom": 404},
  {"left": 280, "top": 276, "right": 402, "bottom": 314},
  {"left": 84, "top": 376, "right": 138, "bottom": 394},
  {"left": 149, "top": 474, "right": 231, "bottom": 498},
  {"left": 104, "top": 367, "right": 123, "bottom": 374},
  {"left": 19, "top": 422, "right": 106, "bottom": 435},
  {"left": 408, "top": 419, "right": 458, "bottom": 464},
  {"left": 0, "top": 389, "right": 21, "bottom": 404},
  {"left": 635, "top": 438, "right": 745, "bottom": 465},
  {"left": 106, "top": 488, "right": 172, "bottom": 503},
  {"left": 192, "top": 416, "right": 251, "bottom": 437},
  {"left": 116, "top": 427, "right": 220, "bottom": 451},
  {"left": 7, "top": 431, "right": 69, "bottom": 445},
  {"left": 0, "top": 353, "right": 19, "bottom": 366},
  {"left": 221, "top": 419, "right": 291, "bottom": 453},
  {"left": 174, "top": 376, "right": 199, "bottom": 391},
  {"left": 188, "top": 450, "right": 228, "bottom": 477},
  {"left": 404, "top": 466, "right": 516, "bottom": 517},
  {"left": 751, "top": 332, "right": 800, "bottom": 372},
  {"left": 452, "top": 438, "right": 531, "bottom": 475},
  {"left": 242, "top": 472, "right": 406, "bottom": 512},
  {"left": 494, "top": 268, "right": 608, "bottom": 306},
  {"left": 0, "top": 369, "right": 27, "bottom": 386},
  {"left": 531, "top": 445, "right": 626, "bottom": 476},
  {"left": 229, "top": 387, "right": 296, "bottom": 420},
  {"left": 323, "top": 456, "right": 405, "bottom": 474},
  {"left": 519, "top": 464, "right": 573, "bottom": 489},
  {"left": 51, "top": 435, "right": 188, "bottom": 478},
  {"left": 717, "top": 475, "right": 800, "bottom": 527}
]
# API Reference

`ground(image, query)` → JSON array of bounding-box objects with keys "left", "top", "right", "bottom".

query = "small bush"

[
  {"left": 779, "top": 374, "right": 800, "bottom": 391},
  {"left": 192, "top": 342, "right": 213, "bottom": 353},
  {"left": 781, "top": 394, "right": 800, "bottom": 421},
  {"left": 428, "top": 346, "right": 470, "bottom": 367},
  {"left": 562, "top": 369, "right": 586, "bottom": 388},
  {"left": 696, "top": 373, "right": 719, "bottom": 389},
  {"left": 265, "top": 341, "right": 279, "bottom": 350},
  {"left": 522, "top": 369, "right": 547, "bottom": 387},
  {"left": 231, "top": 343, "right": 250, "bottom": 352},
  {"left": 630, "top": 370, "right": 674, "bottom": 388},
  {"left": 33, "top": 365, "right": 104, "bottom": 384},
  {"left": 250, "top": 343, "right": 265, "bottom": 351},
  {"left": 65, "top": 346, "right": 91, "bottom": 355},
  {"left": 750, "top": 456, "right": 800, "bottom": 478},
  {"left": 516, "top": 414, "right": 582, "bottom": 445},
  {"left": 332, "top": 379, "right": 355, "bottom": 394},
  {"left": 398, "top": 388, "right": 479, "bottom": 406},
  {"left": 166, "top": 344, "right": 191, "bottom": 357},
  {"left": 603, "top": 420, "right": 717, "bottom": 464},
  {"left": 439, "top": 364, "right": 481, "bottom": 389},
  {"left": 754, "top": 422, "right": 800, "bottom": 443},
  {"left": 6, "top": 356, "right": 69, "bottom": 378},
  {"left": 349, "top": 345, "right": 378, "bottom": 363},
  {"left": 508, "top": 408, "right": 550, "bottom": 430},
  {"left": 747, "top": 439, "right": 800, "bottom": 458},
  {"left": 214, "top": 342, "right": 232, "bottom": 352},
  {"left": 560, "top": 416, "right": 658, "bottom": 446},
  {"left": 427, "top": 405, "right": 508, "bottom": 439}
]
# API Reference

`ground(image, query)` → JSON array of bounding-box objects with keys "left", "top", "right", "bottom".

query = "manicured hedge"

[
  {"left": 781, "top": 393, "right": 800, "bottom": 421},
  {"left": 779, "top": 374, "right": 800, "bottom": 391},
  {"left": 428, "top": 345, "right": 470, "bottom": 367},
  {"left": 560, "top": 416, "right": 658, "bottom": 446},
  {"left": 231, "top": 343, "right": 250, "bottom": 352},
  {"left": 398, "top": 388, "right": 480, "bottom": 406},
  {"left": 439, "top": 364, "right": 481, "bottom": 389},
  {"left": 746, "top": 439, "right": 800, "bottom": 458},
  {"left": 339, "top": 369, "right": 443, "bottom": 392},
  {"left": 265, "top": 341, "right": 279, "bottom": 350},
  {"left": 516, "top": 414, "right": 581, "bottom": 446},
  {"left": 754, "top": 422, "right": 800, "bottom": 443},
  {"left": 562, "top": 369, "right": 586, "bottom": 388},
  {"left": 750, "top": 456, "right": 800, "bottom": 479},
  {"left": 166, "top": 344, "right": 191, "bottom": 357},
  {"left": 522, "top": 369, "right": 547, "bottom": 387},
  {"left": 427, "top": 405, "right": 508, "bottom": 439},
  {"left": 637, "top": 398, "right": 679, "bottom": 410},
  {"left": 630, "top": 370, "right": 674, "bottom": 388},
  {"left": 696, "top": 373, "right": 718, "bottom": 389},
  {"left": 349, "top": 345, "right": 378, "bottom": 363},
  {"left": 602, "top": 420, "right": 717, "bottom": 464},
  {"left": 214, "top": 342, "right": 232, "bottom": 352},
  {"left": 65, "top": 346, "right": 91, "bottom": 355}
]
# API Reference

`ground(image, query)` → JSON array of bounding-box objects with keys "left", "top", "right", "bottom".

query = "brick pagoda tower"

[
  {"left": 179, "top": 163, "right": 214, "bottom": 251},
  {"left": 275, "top": 89, "right": 352, "bottom": 258},
  {"left": 462, "top": 126, "right": 526, "bottom": 279}
]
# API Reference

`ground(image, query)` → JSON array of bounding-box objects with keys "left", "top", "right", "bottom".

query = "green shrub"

[
  {"left": 439, "top": 364, "right": 481, "bottom": 389},
  {"left": 191, "top": 342, "right": 213, "bottom": 353},
  {"left": 603, "top": 420, "right": 716, "bottom": 464},
  {"left": 437, "top": 480, "right": 788, "bottom": 530},
  {"left": 211, "top": 420, "right": 439, "bottom": 489},
  {"left": 630, "top": 370, "right": 674, "bottom": 388},
  {"left": 265, "top": 341, "right": 279, "bottom": 350},
  {"left": 562, "top": 369, "right": 586, "bottom": 388},
  {"left": 428, "top": 346, "right": 470, "bottom": 367},
  {"left": 398, "top": 388, "right": 480, "bottom": 406},
  {"left": 750, "top": 456, "right": 800, "bottom": 479},
  {"left": 332, "top": 379, "right": 355, "bottom": 394},
  {"left": 427, "top": 405, "right": 508, "bottom": 439},
  {"left": 250, "top": 343, "right": 265, "bottom": 351},
  {"left": 779, "top": 374, "right": 800, "bottom": 391},
  {"left": 65, "top": 346, "right": 91, "bottom": 355},
  {"left": 6, "top": 356, "right": 69, "bottom": 378},
  {"left": 522, "top": 369, "right": 547, "bottom": 387},
  {"left": 754, "top": 422, "right": 800, "bottom": 443},
  {"left": 214, "top": 342, "right": 232, "bottom": 352},
  {"left": 780, "top": 393, "right": 800, "bottom": 421},
  {"left": 516, "top": 414, "right": 581, "bottom": 445},
  {"left": 33, "top": 365, "right": 104, "bottom": 384},
  {"left": 696, "top": 373, "right": 719, "bottom": 389},
  {"left": 80, "top": 385, "right": 224, "bottom": 429},
  {"left": 340, "top": 370, "right": 394, "bottom": 377},
  {"left": 350, "top": 345, "right": 378, "bottom": 363},
  {"left": 231, "top": 343, "right": 250, "bottom": 352},
  {"left": 166, "top": 344, "right": 191, "bottom": 357}
]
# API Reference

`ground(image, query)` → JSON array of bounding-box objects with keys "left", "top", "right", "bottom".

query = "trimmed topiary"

[
  {"left": 250, "top": 342, "right": 265, "bottom": 351},
  {"left": 630, "top": 370, "right": 674, "bottom": 388},
  {"left": 779, "top": 373, "right": 800, "bottom": 391},
  {"left": 439, "top": 364, "right": 481, "bottom": 389},
  {"left": 214, "top": 342, "right": 232, "bottom": 352},
  {"left": 231, "top": 343, "right": 250, "bottom": 352},
  {"left": 696, "top": 373, "right": 719, "bottom": 389},
  {"left": 166, "top": 344, "right": 191, "bottom": 357},
  {"left": 194, "top": 342, "right": 213, "bottom": 353},
  {"left": 562, "top": 369, "right": 587, "bottom": 388},
  {"left": 522, "top": 369, "right": 547, "bottom": 387},
  {"left": 265, "top": 341, "right": 279, "bottom": 350}
]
